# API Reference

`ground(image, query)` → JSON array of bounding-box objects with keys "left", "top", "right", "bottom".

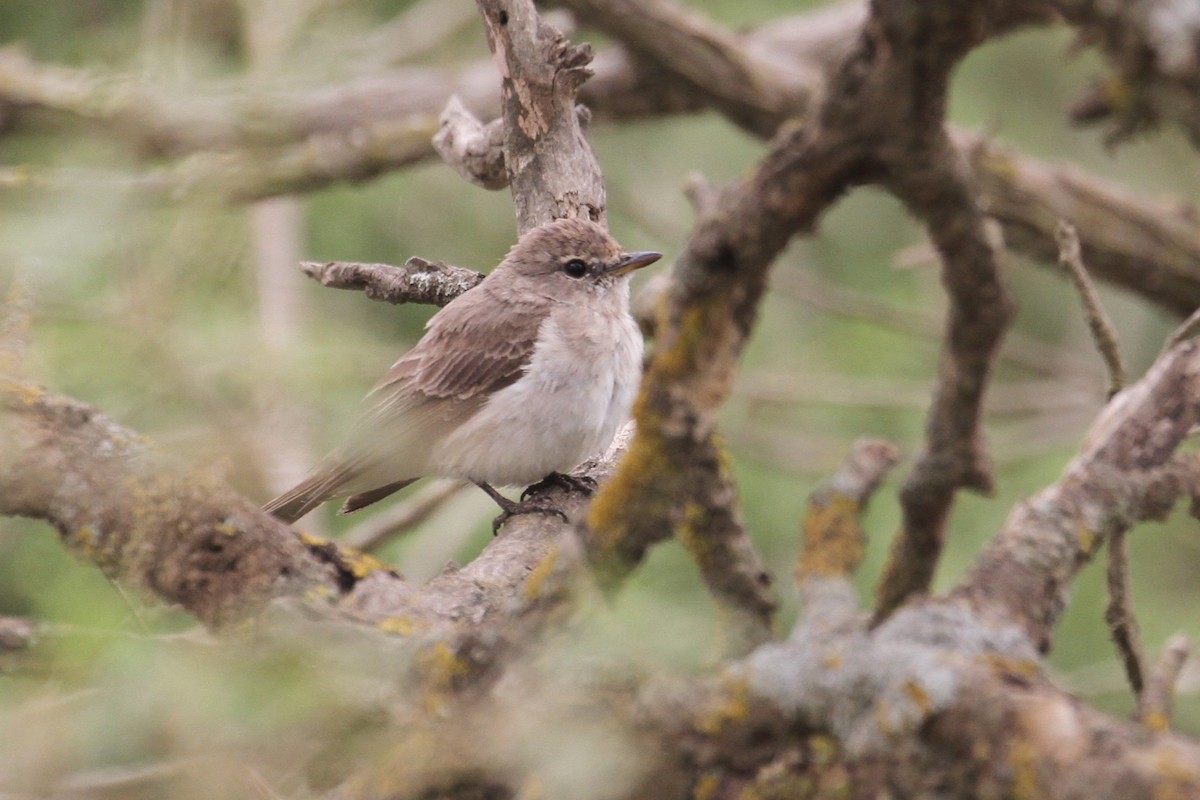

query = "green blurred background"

[{"left": 1, "top": 0, "right": 1198, "bottom": 791}]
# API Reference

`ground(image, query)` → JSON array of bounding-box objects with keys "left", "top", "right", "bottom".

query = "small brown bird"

[{"left": 264, "top": 218, "right": 661, "bottom": 527}]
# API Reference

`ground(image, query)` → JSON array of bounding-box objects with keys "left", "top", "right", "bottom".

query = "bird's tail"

[{"left": 263, "top": 466, "right": 355, "bottom": 523}]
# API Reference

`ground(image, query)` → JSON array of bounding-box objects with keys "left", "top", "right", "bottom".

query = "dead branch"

[
  {"left": 475, "top": 0, "right": 605, "bottom": 230},
  {"left": 1105, "top": 528, "right": 1147, "bottom": 696},
  {"left": 432, "top": 96, "right": 508, "bottom": 190},
  {"left": 1056, "top": 219, "right": 1127, "bottom": 398},
  {"left": 300, "top": 257, "right": 485, "bottom": 307},
  {"left": 875, "top": 134, "right": 1013, "bottom": 618}
]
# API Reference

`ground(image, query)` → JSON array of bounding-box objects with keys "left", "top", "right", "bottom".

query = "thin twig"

[
  {"left": 1136, "top": 634, "right": 1190, "bottom": 732},
  {"left": 1105, "top": 527, "right": 1147, "bottom": 696},
  {"left": 1160, "top": 305, "right": 1200, "bottom": 358},
  {"left": 0, "top": 277, "right": 33, "bottom": 377},
  {"left": 1057, "top": 220, "right": 1127, "bottom": 398}
]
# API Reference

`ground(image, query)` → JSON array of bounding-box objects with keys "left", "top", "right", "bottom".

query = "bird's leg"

[
  {"left": 520, "top": 471, "right": 598, "bottom": 501},
  {"left": 473, "top": 481, "right": 569, "bottom": 535}
]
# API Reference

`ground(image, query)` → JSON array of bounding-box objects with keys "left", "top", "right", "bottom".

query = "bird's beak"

[{"left": 602, "top": 250, "right": 662, "bottom": 277}]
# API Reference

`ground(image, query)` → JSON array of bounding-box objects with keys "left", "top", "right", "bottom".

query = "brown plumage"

[{"left": 264, "top": 218, "right": 661, "bottom": 524}]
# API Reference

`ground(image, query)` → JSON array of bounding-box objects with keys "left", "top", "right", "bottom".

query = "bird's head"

[{"left": 499, "top": 218, "right": 661, "bottom": 293}]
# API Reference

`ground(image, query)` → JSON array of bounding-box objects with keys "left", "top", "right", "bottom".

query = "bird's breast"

[{"left": 430, "top": 303, "right": 643, "bottom": 486}]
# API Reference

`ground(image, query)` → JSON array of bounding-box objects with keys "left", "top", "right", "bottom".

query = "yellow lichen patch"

[
  {"left": 1143, "top": 711, "right": 1169, "bottom": 733},
  {"left": 378, "top": 615, "right": 425, "bottom": 636},
  {"left": 983, "top": 653, "right": 1041, "bottom": 682},
  {"left": 417, "top": 641, "right": 471, "bottom": 715},
  {"left": 901, "top": 680, "right": 933, "bottom": 716},
  {"left": 796, "top": 493, "right": 864, "bottom": 580},
  {"left": 808, "top": 735, "right": 839, "bottom": 767},
  {"left": 1009, "top": 738, "right": 1039, "bottom": 800},
  {"left": 342, "top": 548, "right": 391, "bottom": 580},
  {"left": 586, "top": 429, "right": 676, "bottom": 548},
  {"left": 977, "top": 146, "right": 1017, "bottom": 182},
  {"left": 300, "top": 532, "right": 331, "bottom": 548},
  {"left": 1076, "top": 524, "right": 1097, "bottom": 556},
  {"left": 522, "top": 545, "right": 560, "bottom": 601},
  {"left": 1102, "top": 75, "right": 1133, "bottom": 113},
  {"left": 653, "top": 304, "right": 711, "bottom": 381},
  {"left": 692, "top": 771, "right": 720, "bottom": 800},
  {"left": 215, "top": 521, "right": 240, "bottom": 537},
  {"left": 305, "top": 584, "right": 334, "bottom": 603},
  {"left": 822, "top": 654, "right": 842, "bottom": 671},
  {"left": 62, "top": 524, "right": 101, "bottom": 558},
  {"left": 1142, "top": 745, "right": 1200, "bottom": 800},
  {"left": 694, "top": 673, "right": 750, "bottom": 736},
  {"left": 0, "top": 378, "right": 44, "bottom": 406},
  {"left": 678, "top": 503, "right": 715, "bottom": 566}
]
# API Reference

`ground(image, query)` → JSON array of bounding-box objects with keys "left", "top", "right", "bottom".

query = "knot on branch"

[{"left": 551, "top": 40, "right": 595, "bottom": 94}]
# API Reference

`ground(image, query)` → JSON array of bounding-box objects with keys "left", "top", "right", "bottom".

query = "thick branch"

[
  {"left": 475, "top": 0, "right": 605, "bottom": 230},
  {"left": 875, "top": 129, "right": 1014, "bottom": 619},
  {"left": 0, "top": 381, "right": 338, "bottom": 627}
]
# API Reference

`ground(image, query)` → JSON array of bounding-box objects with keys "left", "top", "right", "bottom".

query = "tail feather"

[
  {"left": 339, "top": 478, "right": 418, "bottom": 515},
  {"left": 263, "top": 466, "right": 357, "bottom": 523}
]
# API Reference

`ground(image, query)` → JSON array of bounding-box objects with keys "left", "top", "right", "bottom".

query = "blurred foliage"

[{"left": 1, "top": 0, "right": 1199, "bottom": 792}]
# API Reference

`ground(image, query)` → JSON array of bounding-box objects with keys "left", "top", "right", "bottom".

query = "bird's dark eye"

[{"left": 563, "top": 258, "right": 588, "bottom": 278}]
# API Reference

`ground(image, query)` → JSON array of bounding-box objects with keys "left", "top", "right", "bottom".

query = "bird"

[{"left": 263, "top": 217, "right": 661, "bottom": 530}]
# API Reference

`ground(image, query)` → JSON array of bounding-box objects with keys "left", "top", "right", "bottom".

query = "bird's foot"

[
  {"left": 475, "top": 481, "right": 569, "bottom": 535},
  {"left": 520, "top": 471, "right": 597, "bottom": 501}
]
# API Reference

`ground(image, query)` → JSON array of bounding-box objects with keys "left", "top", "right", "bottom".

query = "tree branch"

[
  {"left": 300, "top": 257, "right": 484, "bottom": 307},
  {"left": 955, "top": 342, "right": 1200, "bottom": 651}
]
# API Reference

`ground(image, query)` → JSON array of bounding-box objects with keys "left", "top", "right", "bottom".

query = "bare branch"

[
  {"left": 1056, "top": 219, "right": 1127, "bottom": 398},
  {"left": 677, "top": 438, "right": 777, "bottom": 657},
  {"left": 798, "top": 438, "right": 900, "bottom": 626},
  {"left": 475, "top": 0, "right": 605, "bottom": 230},
  {"left": 433, "top": 95, "right": 508, "bottom": 190},
  {"left": 1162, "top": 305, "right": 1200, "bottom": 356},
  {"left": 955, "top": 343, "right": 1200, "bottom": 650},
  {"left": 1137, "top": 634, "right": 1191, "bottom": 731},
  {"left": 300, "top": 257, "right": 485, "bottom": 307},
  {"left": 1105, "top": 527, "right": 1147, "bottom": 696}
]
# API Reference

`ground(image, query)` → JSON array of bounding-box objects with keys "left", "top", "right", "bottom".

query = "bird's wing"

[
  {"left": 369, "top": 281, "right": 547, "bottom": 406},
  {"left": 263, "top": 282, "right": 547, "bottom": 521}
]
